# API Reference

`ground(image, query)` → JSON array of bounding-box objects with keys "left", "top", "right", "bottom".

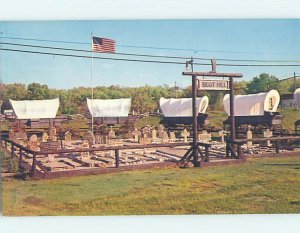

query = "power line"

[
  {"left": 0, "top": 36, "right": 88, "bottom": 45},
  {"left": 215, "top": 58, "right": 300, "bottom": 63},
  {"left": 2, "top": 46, "right": 300, "bottom": 67},
  {"left": 0, "top": 47, "right": 202, "bottom": 65},
  {"left": 235, "top": 75, "right": 300, "bottom": 90},
  {"left": 3, "top": 41, "right": 300, "bottom": 63},
  {"left": 0, "top": 34, "right": 2, "bottom": 85},
  {"left": 2, "top": 42, "right": 300, "bottom": 67},
  {"left": 254, "top": 76, "right": 299, "bottom": 88},
  {"left": 216, "top": 63, "right": 300, "bottom": 67},
  {"left": 0, "top": 41, "right": 210, "bottom": 61},
  {"left": 1, "top": 43, "right": 299, "bottom": 92},
  {"left": 2, "top": 36, "right": 300, "bottom": 63},
  {"left": 275, "top": 73, "right": 296, "bottom": 79}
]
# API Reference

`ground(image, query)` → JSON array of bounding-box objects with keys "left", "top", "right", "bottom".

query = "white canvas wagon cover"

[
  {"left": 223, "top": 90, "right": 280, "bottom": 116},
  {"left": 9, "top": 98, "right": 60, "bottom": 119},
  {"left": 159, "top": 96, "right": 209, "bottom": 117},
  {"left": 87, "top": 98, "right": 131, "bottom": 117},
  {"left": 294, "top": 88, "right": 300, "bottom": 109}
]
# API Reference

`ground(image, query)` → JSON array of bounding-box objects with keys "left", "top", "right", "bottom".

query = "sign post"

[
  {"left": 182, "top": 61, "right": 242, "bottom": 166},
  {"left": 192, "top": 74, "right": 200, "bottom": 166},
  {"left": 229, "top": 77, "right": 236, "bottom": 143}
]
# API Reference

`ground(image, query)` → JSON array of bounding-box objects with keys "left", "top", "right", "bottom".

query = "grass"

[
  {"left": 131, "top": 108, "right": 298, "bottom": 131},
  {"left": 209, "top": 108, "right": 299, "bottom": 131},
  {"left": 0, "top": 108, "right": 297, "bottom": 132},
  {"left": 135, "top": 116, "right": 161, "bottom": 128},
  {"left": 208, "top": 110, "right": 228, "bottom": 129},
  {"left": 1, "top": 148, "right": 16, "bottom": 172},
  {"left": 133, "top": 111, "right": 228, "bottom": 129},
  {"left": 279, "top": 108, "right": 300, "bottom": 130},
  {"left": 0, "top": 120, "right": 9, "bottom": 131},
  {"left": 59, "top": 116, "right": 162, "bottom": 130},
  {"left": 61, "top": 118, "right": 89, "bottom": 130},
  {"left": 1, "top": 156, "right": 300, "bottom": 216}
]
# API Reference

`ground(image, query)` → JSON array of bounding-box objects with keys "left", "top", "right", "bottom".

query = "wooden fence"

[
  {"left": 226, "top": 136, "right": 300, "bottom": 158},
  {"left": 3, "top": 135, "right": 299, "bottom": 179},
  {"left": 1, "top": 138, "right": 211, "bottom": 179}
]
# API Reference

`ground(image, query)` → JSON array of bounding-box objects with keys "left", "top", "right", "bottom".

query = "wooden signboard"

[{"left": 197, "top": 79, "right": 230, "bottom": 90}]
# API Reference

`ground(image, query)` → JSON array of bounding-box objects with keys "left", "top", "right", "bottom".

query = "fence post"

[
  {"left": 11, "top": 143, "right": 15, "bottom": 158},
  {"left": 19, "top": 149, "right": 23, "bottom": 167},
  {"left": 226, "top": 141, "right": 230, "bottom": 158},
  {"left": 275, "top": 140, "right": 279, "bottom": 154},
  {"left": 31, "top": 152, "right": 37, "bottom": 175},
  {"left": 237, "top": 143, "right": 241, "bottom": 159},
  {"left": 204, "top": 145, "right": 210, "bottom": 162},
  {"left": 115, "top": 149, "right": 120, "bottom": 168}
]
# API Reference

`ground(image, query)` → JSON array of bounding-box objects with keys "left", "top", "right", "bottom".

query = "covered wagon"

[
  {"left": 9, "top": 98, "right": 66, "bottom": 128},
  {"left": 159, "top": 96, "right": 209, "bottom": 128},
  {"left": 223, "top": 90, "right": 283, "bottom": 130},
  {"left": 294, "top": 88, "right": 300, "bottom": 109},
  {"left": 86, "top": 98, "right": 137, "bottom": 126},
  {"left": 293, "top": 88, "right": 300, "bottom": 133}
]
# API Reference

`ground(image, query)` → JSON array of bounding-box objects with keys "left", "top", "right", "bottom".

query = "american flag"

[{"left": 92, "top": 37, "right": 116, "bottom": 53}]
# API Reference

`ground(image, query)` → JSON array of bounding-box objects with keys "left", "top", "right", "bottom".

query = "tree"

[
  {"left": 234, "top": 81, "right": 249, "bottom": 95},
  {"left": 0, "top": 83, "right": 28, "bottom": 100},
  {"left": 27, "top": 82, "right": 50, "bottom": 100},
  {"left": 131, "top": 89, "right": 156, "bottom": 113},
  {"left": 246, "top": 73, "right": 278, "bottom": 94}
]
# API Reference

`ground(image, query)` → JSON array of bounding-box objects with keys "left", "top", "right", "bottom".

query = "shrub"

[{"left": 7, "top": 157, "right": 19, "bottom": 174}]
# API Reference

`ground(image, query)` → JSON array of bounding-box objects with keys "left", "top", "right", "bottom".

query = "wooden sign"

[{"left": 197, "top": 79, "right": 229, "bottom": 90}]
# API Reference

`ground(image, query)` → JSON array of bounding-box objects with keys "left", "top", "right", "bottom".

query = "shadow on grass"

[
  {"left": 263, "top": 164, "right": 300, "bottom": 166},
  {"left": 290, "top": 201, "right": 300, "bottom": 205}
]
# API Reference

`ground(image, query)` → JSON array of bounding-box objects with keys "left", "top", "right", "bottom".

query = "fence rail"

[
  {"left": 226, "top": 136, "right": 300, "bottom": 158},
  {"left": 2, "top": 135, "right": 300, "bottom": 179},
  {"left": 1, "top": 138, "right": 211, "bottom": 177}
]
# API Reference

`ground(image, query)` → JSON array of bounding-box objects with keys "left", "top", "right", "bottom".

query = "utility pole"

[
  {"left": 90, "top": 33, "right": 94, "bottom": 139},
  {"left": 294, "top": 72, "right": 296, "bottom": 92},
  {"left": 0, "top": 32, "right": 3, "bottom": 88}
]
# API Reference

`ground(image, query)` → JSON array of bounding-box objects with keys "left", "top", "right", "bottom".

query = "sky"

[{"left": 0, "top": 19, "right": 300, "bottom": 89}]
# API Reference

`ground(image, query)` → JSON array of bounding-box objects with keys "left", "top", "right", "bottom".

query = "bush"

[{"left": 7, "top": 157, "right": 19, "bottom": 174}]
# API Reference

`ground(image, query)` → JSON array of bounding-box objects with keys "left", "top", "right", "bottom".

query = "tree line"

[{"left": 0, "top": 73, "right": 299, "bottom": 115}]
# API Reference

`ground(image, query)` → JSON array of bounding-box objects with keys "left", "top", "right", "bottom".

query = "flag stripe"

[{"left": 92, "top": 37, "right": 116, "bottom": 53}]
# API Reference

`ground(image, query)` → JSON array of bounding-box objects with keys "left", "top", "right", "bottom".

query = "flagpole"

[{"left": 91, "top": 33, "right": 94, "bottom": 138}]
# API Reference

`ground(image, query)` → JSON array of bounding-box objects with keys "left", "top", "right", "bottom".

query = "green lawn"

[
  {"left": 61, "top": 118, "right": 89, "bottom": 130},
  {"left": 209, "top": 110, "right": 228, "bottom": 129},
  {"left": 0, "top": 120, "right": 9, "bottom": 131},
  {"left": 279, "top": 108, "right": 300, "bottom": 130},
  {"left": 135, "top": 116, "right": 161, "bottom": 128},
  {"left": 209, "top": 108, "right": 299, "bottom": 131},
  {"left": 133, "top": 111, "right": 228, "bottom": 129},
  {"left": 132, "top": 108, "right": 299, "bottom": 130},
  {"left": 1, "top": 156, "right": 300, "bottom": 216},
  {"left": 1, "top": 108, "right": 297, "bottom": 132}
]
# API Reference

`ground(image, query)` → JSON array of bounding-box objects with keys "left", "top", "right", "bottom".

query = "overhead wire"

[
  {"left": 1, "top": 39, "right": 299, "bottom": 92},
  {"left": 0, "top": 41, "right": 210, "bottom": 61},
  {"left": 0, "top": 47, "right": 207, "bottom": 65},
  {"left": 251, "top": 76, "right": 299, "bottom": 88},
  {"left": 1, "top": 43, "right": 300, "bottom": 67},
  {"left": 1, "top": 35, "right": 300, "bottom": 63},
  {"left": 234, "top": 75, "right": 300, "bottom": 91}
]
